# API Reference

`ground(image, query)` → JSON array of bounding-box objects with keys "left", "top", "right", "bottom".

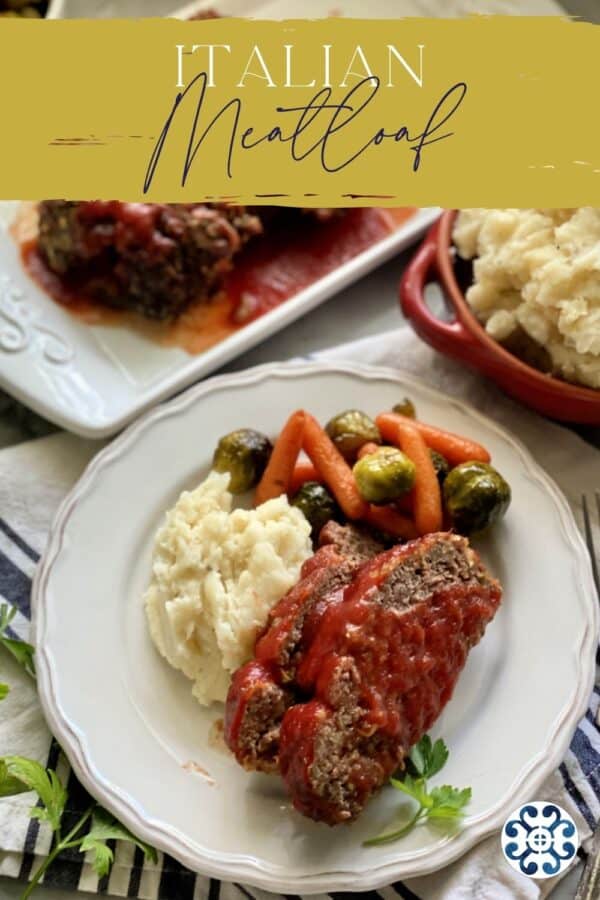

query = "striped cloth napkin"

[{"left": 0, "top": 328, "right": 599, "bottom": 900}]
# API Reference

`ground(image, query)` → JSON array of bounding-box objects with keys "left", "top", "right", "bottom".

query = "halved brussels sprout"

[
  {"left": 325, "top": 409, "right": 381, "bottom": 462},
  {"left": 292, "top": 482, "right": 338, "bottom": 537},
  {"left": 392, "top": 398, "right": 416, "bottom": 418},
  {"left": 443, "top": 461, "right": 511, "bottom": 535},
  {"left": 213, "top": 429, "right": 272, "bottom": 494},
  {"left": 353, "top": 446, "right": 416, "bottom": 505}
]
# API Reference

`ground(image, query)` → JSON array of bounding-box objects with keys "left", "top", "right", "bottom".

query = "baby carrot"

[
  {"left": 357, "top": 441, "right": 381, "bottom": 460},
  {"left": 377, "top": 412, "right": 490, "bottom": 467},
  {"left": 289, "top": 460, "right": 322, "bottom": 494},
  {"left": 302, "top": 413, "right": 367, "bottom": 520},
  {"left": 255, "top": 410, "right": 306, "bottom": 505},
  {"left": 376, "top": 414, "right": 442, "bottom": 535},
  {"left": 364, "top": 505, "right": 418, "bottom": 540}
]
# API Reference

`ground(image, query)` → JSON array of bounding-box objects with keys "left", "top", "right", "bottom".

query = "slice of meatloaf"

[
  {"left": 224, "top": 523, "right": 384, "bottom": 772},
  {"left": 225, "top": 661, "right": 294, "bottom": 773},
  {"left": 319, "top": 519, "right": 385, "bottom": 566},
  {"left": 255, "top": 522, "right": 384, "bottom": 678},
  {"left": 278, "top": 533, "right": 501, "bottom": 824},
  {"left": 37, "top": 201, "right": 263, "bottom": 321}
]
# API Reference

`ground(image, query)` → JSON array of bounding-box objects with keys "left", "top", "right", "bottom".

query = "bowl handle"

[{"left": 400, "top": 225, "right": 482, "bottom": 362}]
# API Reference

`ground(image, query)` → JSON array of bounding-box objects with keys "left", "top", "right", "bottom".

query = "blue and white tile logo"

[{"left": 501, "top": 802, "right": 579, "bottom": 879}]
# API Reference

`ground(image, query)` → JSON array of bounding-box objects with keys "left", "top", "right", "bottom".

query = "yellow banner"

[{"left": 1, "top": 15, "right": 598, "bottom": 205}]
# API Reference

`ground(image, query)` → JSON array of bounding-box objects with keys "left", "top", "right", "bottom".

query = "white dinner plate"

[
  {"left": 0, "top": 203, "right": 438, "bottom": 438},
  {"left": 33, "top": 362, "right": 598, "bottom": 893}
]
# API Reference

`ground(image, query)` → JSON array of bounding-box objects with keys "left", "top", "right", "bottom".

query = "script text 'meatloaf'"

[{"left": 145, "top": 72, "right": 466, "bottom": 191}]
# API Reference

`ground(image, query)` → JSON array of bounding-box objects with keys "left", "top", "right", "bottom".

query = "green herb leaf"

[
  {"left": 390, "top": 773, "right": 431, "bottom": 809},
  {"left": 0, "top": 636, "right": 36, "bottom": 677},
  {"left": 407, "top": 734, "right": 430, "bottom": 777},
  {"left": 79, "top": 837, "right": 114, "bottom": 878},
  {"left": 426, "top": 739, "right": 450, "bottom": 779},
  {"left": 0, "top": 758, "right": 30, "bottom": 798},
  {"left": 0, "top": 603, "right": 36, "bottom": 678},
  {"left": 365, "top": 736, "right": 470, "bottom": 847},
  {"left": 80, "top": 807, "right": 157, "bottom": 877},
  {"left": 0, "top": 683, "right": 8, "bottom": 700},
  {"left": 0, "top": 602, "right": 14, "bottom": 632},
  {"left": 407, "top": 735, "right": 448, "bottom": 780},
  {"left": 0, "top": 756, "right": 67, "bottom": 832},
  {"left": 428, "top": 785, "right": 472, "bottom": 819}
]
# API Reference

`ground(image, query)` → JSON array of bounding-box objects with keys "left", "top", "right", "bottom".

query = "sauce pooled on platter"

[{"left": 17, "top": 203, "right": 415, "bottom": 355}]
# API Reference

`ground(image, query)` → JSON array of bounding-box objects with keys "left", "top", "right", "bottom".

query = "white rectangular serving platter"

[
  {"left": 2, "top": 0, "right": 440, "bottom": 437},
  {"left": 0, "top": 203, "right": 439, "bottom": 437}
]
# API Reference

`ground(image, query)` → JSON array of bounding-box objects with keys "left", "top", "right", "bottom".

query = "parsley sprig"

[
  {"left": 1, "top": 755, "right": 157, "bottom": 898},
  {"left": 0, "top": 603, "right": 157, "bottom": 898},
  {"left": 364, "top": 736, "right": 471, "bottom": 846},
  {"left": 0, "top": 602, "right": 35, "bottom": 678}
]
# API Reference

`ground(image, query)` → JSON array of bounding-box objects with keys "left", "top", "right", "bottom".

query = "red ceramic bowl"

[{"left": 400, "top": 210, "right": 600, "bottom": 425}]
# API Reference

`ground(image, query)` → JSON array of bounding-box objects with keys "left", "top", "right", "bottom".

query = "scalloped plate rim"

[{"left": 33, "top": 360, "right": 598, "bottom": 893}]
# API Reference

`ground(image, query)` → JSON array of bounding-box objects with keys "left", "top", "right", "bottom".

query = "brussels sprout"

[
  {"left": 430, "top": 449, "right": 450, "bottom": 486},
  {"left": 292, "top": 482, "right": 339, "bottom": 537},
  {"left": 213, "top": 429, "right": 272, "bottom": 494},
  {"left": 392, "top": 398, "right": 416, "bottom": 418},
  {"left": 353, "top": 447, "right": 416, "bottom": 505},
  {"left": 325, "top": 409, "right": 381, "bottom": 462},
  {"left": 443, "top": 461, "right": 511, "bottom": 535}
]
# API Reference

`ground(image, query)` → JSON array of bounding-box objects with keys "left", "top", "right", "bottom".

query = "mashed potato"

[
  {"left": 453, "top": 208, "right": 600, "bottom": 389},
  {"left": 145, "top": 471, "right": 312, "bottom": 705}
]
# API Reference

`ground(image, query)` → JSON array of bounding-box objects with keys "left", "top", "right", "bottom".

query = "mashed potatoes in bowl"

[
  {"left": 145, "top": 471, "right": 312, "bottom": 706},
  {"left": 453, "top": 208, "right": 600, "bottom": 390}
]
